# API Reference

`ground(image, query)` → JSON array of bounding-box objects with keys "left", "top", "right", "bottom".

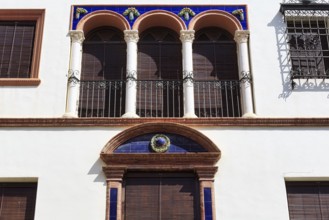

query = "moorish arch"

[
  {"left": 132, "top": 9, "right": 187, "bottom": 34},
  {"left": 188, "top": 9, "right": 243, "bottom": 35},
  {"left": 100, "top": 122, "right": 220, "bottom": 220},
  {"left": 76, "top": 10, "right": 130, "bottom": 34}
]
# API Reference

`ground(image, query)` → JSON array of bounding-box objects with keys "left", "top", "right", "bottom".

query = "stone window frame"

[
  {"left": 0, "top": 9, "right": 45, "bottom": 86},
  {"left": 100, "top": 122, "right": 221, "bottom": 220}
]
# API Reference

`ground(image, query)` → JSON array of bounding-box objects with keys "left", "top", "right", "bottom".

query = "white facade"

[{"left": 0, "top": 0, "right": 329, "bottom": 220}]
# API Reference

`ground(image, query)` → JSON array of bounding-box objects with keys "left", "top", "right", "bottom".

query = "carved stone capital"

[
  {"left": 180, "top": 30, "right": 195, "bottom": 43},
  {"left": 68, "top": 30, "right": 85, "bottom": 44},
  {"left": 124, "top": 30, "right": 139, "bottom": 43},
  {"left": 234, "top": 30, "right": 250, "bottom": 44}
]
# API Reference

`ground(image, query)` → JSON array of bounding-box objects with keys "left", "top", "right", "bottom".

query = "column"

[
  {"left": 122, "top": 30, "right": 139, "bottom": 118},
  {"left": 180, "top": 30, "right": 197, "bottom": 118},
  {"left": 103, "top": 166, "right": 125, "bottom": 220},
  {"left": 63, "top": 30, "right": 84, "bottom": 118},
  {"left": 234, "top": 30, "right": 256, "bottom": 117},
  {"left": 196, "top": 167, "right": 218, "bottom": 220}
]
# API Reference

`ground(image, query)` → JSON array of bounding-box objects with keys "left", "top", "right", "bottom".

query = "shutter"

[
  {"left": 0, "top": 21, "right": 35, "bottom": 78},
  {"left": 79, "top": 27, "right": 126, "bottom": 117},
  {"left": 137, "top": 34, "right": 183, "bottom": 117},
  {"left": 125, "top": 176, "right": 160, "bottom": 220},
  {"left": 124, "top": 173, "right": 199, "bottom": 220},
  {"left": 286, "top": 182, "right": 329, "bottom": 220},
  {"left": 193, "top": 42, "right": 238, "bottom": 81},
  {"left": 0, "top": 183, "right": 37, "bottom": 220}
]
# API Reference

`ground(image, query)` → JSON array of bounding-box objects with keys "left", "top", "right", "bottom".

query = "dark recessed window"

[
  {"left": 0, "top": 21, "right": 36, "bottom": 78},
  {"left": 0, "top": 182, "right": 38, "bottom": 220},
  {"left": 124, "top": 172, "right": 200, "bottom": 220},
  {"left": 287, "top": 18, "right": 329, "bottom": 79},
  {"left": 286, "top": 181, "right": 329, "bottom": 220},
  {"left": 79, "top": 27, "right": 126, "bottom": 117},
  {"left": 0, "top": 9, "right": 44, "bottom": 86}
]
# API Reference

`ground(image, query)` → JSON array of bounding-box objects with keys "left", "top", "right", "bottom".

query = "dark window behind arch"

[
  {"left": 137, "top": 27, "right": 183, "bottom": 117},
  {"left": 79, "top": 27, "right": 126, "bottom": 117},
  {"left": 193, "top": 27, "right": 241, "bottom": 117}
]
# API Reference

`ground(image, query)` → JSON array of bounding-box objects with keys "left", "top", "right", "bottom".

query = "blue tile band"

[
  {"left": 109, "top": 188, "right": 118, "bottom": 220},
  {"left": 204, "top": 187, "right": 213, "bottom": 220},
  {"left": 72, "top": 5, "right": 248, "bottom": 30}
]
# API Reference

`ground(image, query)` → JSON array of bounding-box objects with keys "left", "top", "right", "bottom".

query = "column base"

[
  {"left": 62, "top": 112, "right": 78, "bottom": 118},
  {"left": 183, "top": 112, "right": 198, "bottom": 118},
  {"left": 121, "top": 112, "right": 140, "bottom": 118},
  {"left": 242, "top": 112, "right": 257, "bottom": 118}
]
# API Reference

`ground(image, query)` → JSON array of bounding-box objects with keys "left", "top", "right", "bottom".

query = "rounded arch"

[
  {"left": 133, "top": 10, "right": 186, "bottom": 34},
  {"left": 188, "top": 10, "right": 242, "bottom": 36},
  {"left": 101, "top": 122, "right": 220, "bottom": 154},
  {"left": 76, "top": 10, "right": 130, "bottom": 35}
]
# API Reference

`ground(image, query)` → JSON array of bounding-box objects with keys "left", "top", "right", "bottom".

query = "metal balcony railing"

[
  {"left": 78, "top": 79, "right": 242, "bottom": 118},
  {"left": 78, "top": 80, "right": 126, "bottom": 118},
  {"left": 194, "top": 80, "right": 241, "bottom": 118}
]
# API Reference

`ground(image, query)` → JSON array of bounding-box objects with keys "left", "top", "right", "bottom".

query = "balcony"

[{"left": 78, "top": 79, "right": 241, "bottom": 118}]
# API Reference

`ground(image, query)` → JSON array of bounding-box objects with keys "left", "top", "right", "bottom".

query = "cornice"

[{"left": 1, "top": 118, "right": 329, "bottom": 127}]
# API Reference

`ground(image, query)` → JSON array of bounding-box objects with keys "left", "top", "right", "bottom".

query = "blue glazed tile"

[
  {"left": 110, "top": 188, "right": 117, "bottom": 202},
  {"left": 72, "top": 5, "right": 248, "bottom": 30},
  {"left": 205, "top": 216, "right": 213, "bottom": 220},
  {"left": 204, "top": 187, "right": 212, "bottom": 201},
  {"left": 204, "top": 188, "right": 213, "bottom": 219},
  {"left": 109, "top": 188, "right": 118, "bottom": 220}
]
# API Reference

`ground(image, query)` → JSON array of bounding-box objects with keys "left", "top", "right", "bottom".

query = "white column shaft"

[
  {"left": 64, "top": 30, "right": 84, "bottom": 118},
  {"left": 180, "top": 30, "right": 197, "bottom": 118},
  {"left": 122, "top": 30, "right": 139, "bottom": 118},
  {"left": 234, "top": 30, "right": 255, "bottom": 117}
]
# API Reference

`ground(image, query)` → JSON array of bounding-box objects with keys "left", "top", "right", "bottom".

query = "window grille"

[{"left": 286, "top": 18, "right": 329, "bottom": 79}]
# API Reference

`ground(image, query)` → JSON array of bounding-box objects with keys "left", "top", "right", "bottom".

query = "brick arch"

[
  {"left": 76, "top": 10, "right": 130, "bottom": 35},
  {"left": 101, "top": 122, "right": 220, "bottom": 154},
  {"left": 132, "top": 10, "right": 186, "bottom": 34},
  {"left": 188, "top": 10, "right": 242, "bottom": 36}
]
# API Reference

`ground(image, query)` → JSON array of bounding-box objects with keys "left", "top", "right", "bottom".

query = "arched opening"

[
  {"left": 137, "top": 27, "right": 183, "bottom": 117},
  {"left": 76, "top": 10, "right": 130, "bottom": 33},
  {"left": 101, "top": 123, "right": 220, "bottom": 220},
  {"left": 193, "top": 27, "right": 241, "bottom": 117},
  {"left": 78, "top": 27, "right": 126, "bottom": 117}
]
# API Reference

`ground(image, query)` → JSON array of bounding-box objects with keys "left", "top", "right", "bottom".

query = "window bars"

[
  {"left": 286, "top": 17, "right": 329, "bottom": 79},
  {"left": 281, "top": 2, "right": 329, "bottom": 80}
]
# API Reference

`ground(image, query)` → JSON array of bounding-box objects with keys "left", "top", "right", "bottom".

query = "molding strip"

[{"left": 1, "top": 118, "right": 329, "bottom": 127}]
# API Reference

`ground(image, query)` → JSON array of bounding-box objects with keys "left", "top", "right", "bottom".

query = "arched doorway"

[{"left": 101, "top": 123, "right": 220, "bottom": 220}]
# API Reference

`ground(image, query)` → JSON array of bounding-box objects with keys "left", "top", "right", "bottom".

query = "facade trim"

[{"left": 1, "top": 118, "right": 329, "bottom": 127}]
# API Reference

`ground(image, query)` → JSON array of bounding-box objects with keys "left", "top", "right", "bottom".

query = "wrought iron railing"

[
  {"left": 78, "top": 79, "right": 242, "bottom": 118},
  {"left": 194, "top": 80, "right": 241, "bottom": 117},
  {"left": 78, "top": 80, "right": 125, "bottom": 117},
  {"left": 136, "top": 80, "right": 183, "bottom": 117}
]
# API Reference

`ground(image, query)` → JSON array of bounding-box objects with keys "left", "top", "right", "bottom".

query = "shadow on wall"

[
  {"left": 268, "top": 12, "right": 329, "bottom": 100},
  {"left": 88, "top": 158, "right": 106, "bottom": 186}
]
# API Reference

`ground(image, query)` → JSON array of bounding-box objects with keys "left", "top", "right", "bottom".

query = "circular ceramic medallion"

[{"left": 150, "top": 134, "right": 170, "bottom": 153}]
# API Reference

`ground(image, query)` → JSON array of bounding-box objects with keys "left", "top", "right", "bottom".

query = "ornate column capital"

[
  {"left": 124, "top": 30, "right": 139, "bottom": 43},
  {"left": 68, "top": 30, "right": 85, "bottom": 44},
  {"left": 180, "top": 30, "right": 195, "bottom": 43},
  {"left": 234, "top": 30, "right": 250, "bottom": 44}
]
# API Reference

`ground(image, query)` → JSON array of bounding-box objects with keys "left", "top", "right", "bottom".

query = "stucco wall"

[{"left": 1, "top": 127, "right": 328, "bottom": 219}]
